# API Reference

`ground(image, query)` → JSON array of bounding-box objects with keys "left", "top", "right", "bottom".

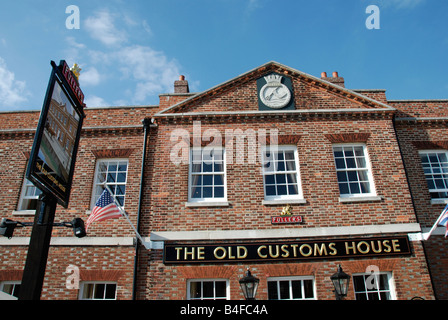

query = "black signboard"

[
  {"left": 164, "top": 236, "right": 411, "bottom": 264},
  {"left": 26, "top": 60, "right": 86, "bottom": 208}
]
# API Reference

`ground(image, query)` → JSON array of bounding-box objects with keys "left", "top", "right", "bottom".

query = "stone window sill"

[
  {"left": 185, "top": 201, "right": 230, "bottom": 208},
  {"left": 338, "top": 196, "right": 383, "bottom": 203}
]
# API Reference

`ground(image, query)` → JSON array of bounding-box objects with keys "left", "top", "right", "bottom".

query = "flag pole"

[
  {"left": 103, "top": 184, "right": 151, "bottom": 250},
  {"left": 423, "top": 205, "right": 448, "bottom": 240}
]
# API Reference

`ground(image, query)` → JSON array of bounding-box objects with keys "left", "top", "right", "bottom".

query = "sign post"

[
  {"left": 18, "top": 195, "right": 57, "bottom": 300},
  {"left": 18, "top": 60, "right": 85, "bottom": 300}
]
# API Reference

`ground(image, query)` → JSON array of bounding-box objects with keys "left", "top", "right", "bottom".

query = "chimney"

[
  {"left": 174, "top": 75, "right": 189, "bottom": 93},
  {"left": 320, "top": 71, "right": 345, "bottom": 88}
]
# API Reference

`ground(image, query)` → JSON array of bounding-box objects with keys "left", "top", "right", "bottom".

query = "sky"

[{"left": 0, "top": 0, "right": 447, "bottom": 111}]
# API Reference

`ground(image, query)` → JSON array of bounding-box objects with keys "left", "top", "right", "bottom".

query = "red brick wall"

[{"left": 0, "top": 106, "right": 154, "bottom": 300}]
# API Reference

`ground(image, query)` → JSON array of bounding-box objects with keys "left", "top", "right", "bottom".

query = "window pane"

[
  {"left": 286, "top": 173, "right": 297, "bottom": 184},
  {"left": 214, "top": 175, "right": 224, "bottom": 186},
  {"left": 203, "top": 175, "right": 213, "bottom": 186},
  {"left": 349, "top": 182, "right": 360, "bottom": 194},
  {"left": 288, "top": 184, "right": 298, "bottom": 195},
  {"left": 354, "top": 146, "right": 364, "bottom": 156},
  {"left": 368, "top": 292, "right": 379, "bottom": 300},
  {"left": 118, "top": 163, "right": 127, "bottom": 172},
  {"left": 105, "top": 284, "right": 116, "bottom": 299},
  {"left": 276, "top": 161, "right": 285, "bottom": 171},
  {"left": 335, "top": 158, "right": 346, "bottom": 169},
  {"left": 356, "top": 292, "right": 367, "bottom": 300},
  {"left": 344, "top": 148, "right": 354, "bottom": 157},
  {"left": 279, "top": 281, "right": 290, "bottom": 299},
  {"left": 380, "top": 291, "right": 391, "bottom": 300},
  {"left": 190, "top": 282, "right": 201, "bottom": 299},
  {"left": 94, "top": 284, "right": 105, "bottom": 299},
  {"left": 286, "top": 160, "right": 296, "bottom": 171},
  {"left": 276, "top": 174, "right": 286, "bottom": 184},
  {"left": 203, "top": 163, "right": 212, "bottom": 173},
  {"left": 203, "top": 187, "right": 213, "bottom": 198},
  {"left": 267, "top": 282, "right": 278, "bottom": 300},
  {"left": 360, "top": 181, "right": 371, "bottom": 193},
  {"left": 83, "top": 283, "right": 94, "bottom": 299},
  {"left": 192, "top": 163, "right": 201, "bottom": 173},
  {"left": 379, "top": 274, "right": 389, "bottom": 290},
  {"left": 303, "top": 280, "right": 314, "bottom": 298},
  {"left": 334, "top": 147, "right": 343, "bottom": 158},
  {"left": 117, "top": 172, "right": 126, "bottom": 183},
  {"left": 285, "top": 151, "right": 295, "bottom": 160},
  {"left": 191, "top": 186, "right": 201, "bottom": 198},
  {"left": 337, "top": 171, "right": 347, "bottom": 182},
  {"left": 276, "top": 184, "right": 287, "bottom": 196},
  {"left": 266, "top": 185, "right": 276, "bottom": 196},
  {"left": 265, "top": 175, "right": 275, "bottom": 185},
  {"left": 346, "top": 157, "right": 356, "bottom": 168},
  {"left": 214, "top": 187, "right": 224, "bottom": 198},
  {"left": 291, "top": 280, "right": 302, "bottom": 299},
  {"left": 202, "top": 281, "right": 214, "bottom": 298},
  {"left": 215, "top": 281, "right": 226, "bottom": 298},
  {"left": 353, "top": 275, "right": 366, "bottom": 292},
  {"left": 214, "top": 162, "right": 224, "bottom": 172},
  {"left": 338, "top": 183, "right": 349, "bottom": 194},
  {"left": 347, "top": 171, "right": 358, "bottom": 181}
]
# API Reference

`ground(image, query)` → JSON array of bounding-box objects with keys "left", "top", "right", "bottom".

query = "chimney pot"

[
  {"left": 179, "top": 75, "right": 185, "bottom": 81},
  {"left": 332, "top": 71, "right": 339, "bottom": 78},
  {"left": 321, "top": 72, "right": 327, "bottom": 78}
]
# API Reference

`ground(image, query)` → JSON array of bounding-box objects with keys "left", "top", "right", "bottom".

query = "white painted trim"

[{"left": 150, "top": 223, "right": 421, "bottom": 241}]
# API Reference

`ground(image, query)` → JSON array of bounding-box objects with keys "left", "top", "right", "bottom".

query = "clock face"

[{"left": 259, "top": 79, "right": 291, "bottom": 109}]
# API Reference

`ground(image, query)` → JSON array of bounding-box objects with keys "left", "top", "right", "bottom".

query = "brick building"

[{"left": 0, "top": 61, "right": 446, "bottom": 300}]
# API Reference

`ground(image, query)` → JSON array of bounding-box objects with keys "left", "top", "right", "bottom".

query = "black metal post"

[{"left": 18, "top": 193, "right": 57, "bottom": 300}]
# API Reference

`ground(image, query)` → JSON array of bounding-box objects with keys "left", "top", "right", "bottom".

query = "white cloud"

[
  {"left": 80, "top": 67, "right": 101, "bottom": 86},
  {"left": 76, "top": 9, "right": 184, "bottom": 105},
  {"left": 390, "top": 0, "right": 424, "bottom": 8},
  {"left": 84, "top": 10, "right": 127, "bottom": 47},
  {"left": 0, "top": 57, "right": 29, "bottom": 107},
  {"left": 84, "top": 95, "right": 108, "bottom": 108},
  {"left": 375, "top": 0, "right": 425, "bottom": 9},
  {"left": 116, "top": 45, "right": 181, "bottom": 103},
  {"left": 142, "top": 20, "right": 152, "bottom": 36}
]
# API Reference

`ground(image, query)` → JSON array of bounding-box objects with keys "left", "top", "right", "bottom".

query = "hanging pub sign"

[
  {"left": 163, "top": 236, "right": 411, "bottom": 264},
  {"left": 26, "top": 60, "right": 86, "bottom": 208}
]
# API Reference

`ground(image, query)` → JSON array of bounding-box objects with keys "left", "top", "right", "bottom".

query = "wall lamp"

[
  {"left": 330, "top": 265, "right": 350, "bottom": 300},
  {"left": 239, "top": 268, "right": 260, "bottom": 300},
  {"left": 0, "top": 217, "right": 86, "bottom": 239}
]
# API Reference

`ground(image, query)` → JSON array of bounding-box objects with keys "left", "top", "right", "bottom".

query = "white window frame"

[
  {"left": 79, "top": 281, "right": 117, "bottom": 300},
  {"left": 188, "top": 147, "right": 227, "bottom": 203},
  {"left": 90, "top": 158, "right": 129, "bottom": 209},
  {"left": 261, "top": 145, "right": 303, "bottom": 202},
  {"left": 352, "top": 272, "right": 396, "bottom": 300},
  {"left": 267, "top": 276, "right": 316, "bottom": 300},
  {"left": 0, "top": 281, "right": 21, "bottom": 298},
  {"left": 332, "top": 143, "right": 377, "bottom": 199},
  {"left": 187, "top": 279, "right": 230, "bottom": 300},
  {"left": 419, "top": 150, "right": 448, "bottom": 201},
  {"left": 15, "top": 176, "right": 42, "bottom": 215}
]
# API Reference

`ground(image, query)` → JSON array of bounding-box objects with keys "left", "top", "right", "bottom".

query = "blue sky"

[{"left": 0, "top": 0, "right": 447, "bottom": 111}]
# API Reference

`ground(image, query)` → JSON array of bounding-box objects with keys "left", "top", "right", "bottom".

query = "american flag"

[
  {"left": 437, "top": 204, "right": 448, "bottom": 237},
  {"left": 86, "top": 188, "right": 122, "bottom": 230}
]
